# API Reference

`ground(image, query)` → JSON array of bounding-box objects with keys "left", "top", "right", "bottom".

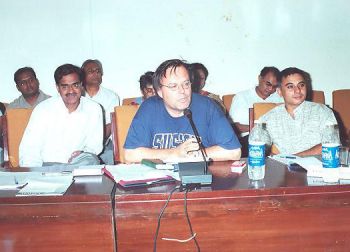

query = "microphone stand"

[{"left": 184, "top": 108, "right": 209, "bottom": 175}]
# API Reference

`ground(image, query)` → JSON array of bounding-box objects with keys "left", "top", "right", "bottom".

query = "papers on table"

[
  {"left": 104, "top": 164, "right": 180, "bottom": 188},
  {"left": 270, "top": 154, "right": 350, "bottom": 184},
  {"left": 73, "top": 165, "right": 105, "bottom": 176},
  {"left": 0, "top": 174, "right": 28, "bottom": 190},
  {"left": 0, "top": 172, "right": 73, "bottom": 196},
  {"left": 17, "top": 174, "right": 73, "bottom": 196}
]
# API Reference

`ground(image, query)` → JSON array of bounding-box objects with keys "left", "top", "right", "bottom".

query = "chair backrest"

[
  {"left": 333, "top": 89, "right": 350, "bottom": 145},
  {"left": 222, "top": 94, "right": 235, "bottom": 112},
  {"left": 111, "top": 105, "right": 139, "bottom": 163},
  {"left": 2, "top": 108, "right": 33, "bottom": 168},
  {"left": 122, "top": 97, "right": 138, "bottom": 105},
  {"left": 249, "top": 102, "right": 279, "bottom": 132},
  {"left": 253, "top": 102, "right": 279, "bottom": 120},
  {"left": 250, "top": 103, "right": 280, "bottom": 154},
  {"left": 311, "top": 90, "right": 325, "bottom": 104}
]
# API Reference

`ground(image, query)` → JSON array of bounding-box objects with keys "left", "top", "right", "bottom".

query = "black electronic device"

[
  {"left": 179, "top": 108, "right": 212, "bottom": 185},
  {"left": 288, "top": 163, "right": 307, "bottom": 172}
]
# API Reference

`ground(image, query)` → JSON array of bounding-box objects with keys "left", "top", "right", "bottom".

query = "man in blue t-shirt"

[{"left": 124, "top": 59, "right": 241, "bottom": 163}]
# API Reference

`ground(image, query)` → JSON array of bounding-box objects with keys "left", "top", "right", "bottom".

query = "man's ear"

[
  {"left": 16, "top": 84, "right": 20, "bottom": 92},
  {"left": 56, "top": 84, "right": 60, "bottom": 93},
  {"left": 157, "top": 88, "right": 163, "bottom": 98},
  {"left": 277, "top": 87, "right": 282, "bottom": 97},
  {"left": 258, "top": 75, "right": 262, "bottom": 83}
]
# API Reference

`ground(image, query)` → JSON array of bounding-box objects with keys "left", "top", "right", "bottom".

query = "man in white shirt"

[
  {"left": 81, "top": 59, "right": 120, "bottom": 164},
  {"left": 229, "top": 67, "right": 283, "bottom": 156},
  {"left": 19, "top": 64, "right": 104, "bottom": 167}
]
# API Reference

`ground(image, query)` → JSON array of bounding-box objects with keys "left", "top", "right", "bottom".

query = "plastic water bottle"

[
  {"left": 322, "top": 124, "right": 340, "bottom": 182},
  {"left": 248, "top": 121, "right": 271, "bottom": 180}
]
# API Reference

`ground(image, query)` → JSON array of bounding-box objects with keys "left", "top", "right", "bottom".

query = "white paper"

[
  {"left": 105, "top": 164, "right": 180, "bottom": 182},
  {"left": 16, "top": 173, "right": 73, "bottom": 196}
]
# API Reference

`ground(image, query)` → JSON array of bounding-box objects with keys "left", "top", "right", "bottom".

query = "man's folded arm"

[
  {"left": 294, "top": 144, "right": 322, "bottom": 157},
  {"left": 206, "top": 145, "right": 241, "bottom": 161},
  {"left": 124, "top": 145, "right": 241, "bottom": 163},
  {"left": 124, "top": 147, "right": 178, "bottom": 163}
]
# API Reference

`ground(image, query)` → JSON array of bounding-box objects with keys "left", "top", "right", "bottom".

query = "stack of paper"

[
  {"left": 17, "top": 173, "right": 73, "bottom": 196},
  {"left": 104, "top": 164, "right": 179, "bottom": 188},
  {"left": 271, "top": 155, "right": 350, "bottom": 184}
]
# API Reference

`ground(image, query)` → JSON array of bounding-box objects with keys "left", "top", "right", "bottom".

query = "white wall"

[{"left": 1, "top": 0, "right": 349, "bottom": 105}]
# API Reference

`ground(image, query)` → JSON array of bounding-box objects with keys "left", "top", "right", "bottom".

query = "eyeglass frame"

[{"left": 159, "top": 80, "right": 192, "bottom": 91}]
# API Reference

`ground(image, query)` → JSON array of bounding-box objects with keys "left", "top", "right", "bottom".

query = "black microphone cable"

[
  {"left": 184, "top": 108, "right": 209, "bottom": 174},
  {"left": 153, "top": 185, "right": 180, "bottom": 252},
  {"left": 184, "top": 186, "right": 200, "bottom": 252},
  {"left": 153, "top": 185, "right": 201, "bottom": 252}
]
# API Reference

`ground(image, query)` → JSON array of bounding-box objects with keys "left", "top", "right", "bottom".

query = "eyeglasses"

[
  {"left": 160, "top": 81, "right": 191, "bottom": 91},
  {"left": 58, "top": 82, "right": 82, "bottom": 90}
]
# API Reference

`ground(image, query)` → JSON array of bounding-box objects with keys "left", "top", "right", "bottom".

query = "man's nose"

[
  {"left": 178, "top": 83, "right": 186, "bottom": 93},
  {"left": 294, "top": 85, "right": 301, "bottom": 93}
]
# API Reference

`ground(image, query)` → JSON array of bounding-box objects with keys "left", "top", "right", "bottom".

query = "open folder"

[{"left": 102, "top": 164, "right": 179, "bottom": 188}]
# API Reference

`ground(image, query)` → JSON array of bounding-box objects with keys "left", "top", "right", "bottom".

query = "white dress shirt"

[
  {"left": 19, "top": 96, "right": 104, "bottom": 167},
  {"left": 86, "top": 86, "right": 120, "bottom": 124},
  {"left": 229, "top": 88, "right": 283, "bottom": 137}
]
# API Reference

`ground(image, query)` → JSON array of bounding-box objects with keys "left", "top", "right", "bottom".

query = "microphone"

[
  {"left": 183, "top": 108, "right": 208, "bottom": 173},
  {"left": 177, "top": 108, "right": 212, "bottom": 186}
]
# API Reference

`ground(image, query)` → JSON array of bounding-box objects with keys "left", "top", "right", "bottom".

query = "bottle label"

[
  {"left": 322, "top": 143, "right": 339, "bottom": 168},
  {"left": 248, "top": 142, "right": 265, "bottom": 167}
]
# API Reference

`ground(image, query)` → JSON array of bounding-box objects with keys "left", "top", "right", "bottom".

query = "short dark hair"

[
  {"left": 81, "top": 59, "right": 104, "bottom": 75},
  {"left": 280, "top": 67, "right": 311, "bottom": 87},
  {"left": 54, "top": 64, "right": 82, "bottom": 85},
  {"left": 153, "top": 59, "right": 189, "bottom": 90},
  {"left": 260, "top": 66, "right": 280, "bottom": 80},
  {"left": 189, "top": 62, "right": 209, "bottom": 93},
  {"left": 139, "top": 71, "right": 154, "bottom": 90},
  {"left": 190, "top": 63, "right": 208, "bottom": 79},
  {"left": 14, "top": 67, "right": 37, "bottom": 84}
]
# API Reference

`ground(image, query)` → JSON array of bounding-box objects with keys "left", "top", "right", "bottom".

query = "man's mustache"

[{"left": 65, "top": 93, "right": 77, "bottom": 97}]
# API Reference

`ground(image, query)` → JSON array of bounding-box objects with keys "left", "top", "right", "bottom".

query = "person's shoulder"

[
  {"left": 31, "top": 96, "right": 57, "bottom": 114},
  {"left": 236, "top": 88, "right": 255, "bottom": 96},
  {"left": 139, "top": 95, "right": 162, "bottom": 109},
  {"left": 305, "top": 101, "right": 332, "bottom": 113},
  {"left": 232, "top": 88, "right": 255, "bottom": 103},
  {"left": 81, "top": 96, "right": 102, "bottom": 108},
  {"left": 192, "top": 92, "right": 212, "bottom": 103},
  {"left": 7, "top": 96, "right": 23, "bottom": 109},
  {"left": 266, "top": 92, "right": 284, "bottom": 102},
  {"left": 39, "top": 90, "right": 51, "bottom": 99},
  {"left": 100, "top": 86, "right": 119, "bottom": 98}
]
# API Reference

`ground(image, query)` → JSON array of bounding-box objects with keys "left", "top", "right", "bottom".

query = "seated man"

[
  {"left": 130, "top": 71, "right": 156, "bottom": 105},
  {"left": 230, "top": 66, "right": 283, "bottom": 136},
  {"left": 7, "top": 67, "right": 50, "bottom": 109},
  {"left": 19, "top": 64, "right": 104, "bottom": 167},
  {"left": 124, "top": 59, "right": 241, "bottom": 163},
  {"left": 189, "top": 62, "right": 226, "bottom": 112},
  {"left": 81, "top": 59, "right": 120, "bottom": 164},
  {"left": 229, "top": 66, "right": 283, "bottom": 156},
  {"left": 261, "top": 67, "right": 337, "bottom": 156}
]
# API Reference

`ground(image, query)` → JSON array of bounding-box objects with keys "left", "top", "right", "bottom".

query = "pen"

[{"left": 279, "top": 155, "right": 296, "bottom": 159}]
